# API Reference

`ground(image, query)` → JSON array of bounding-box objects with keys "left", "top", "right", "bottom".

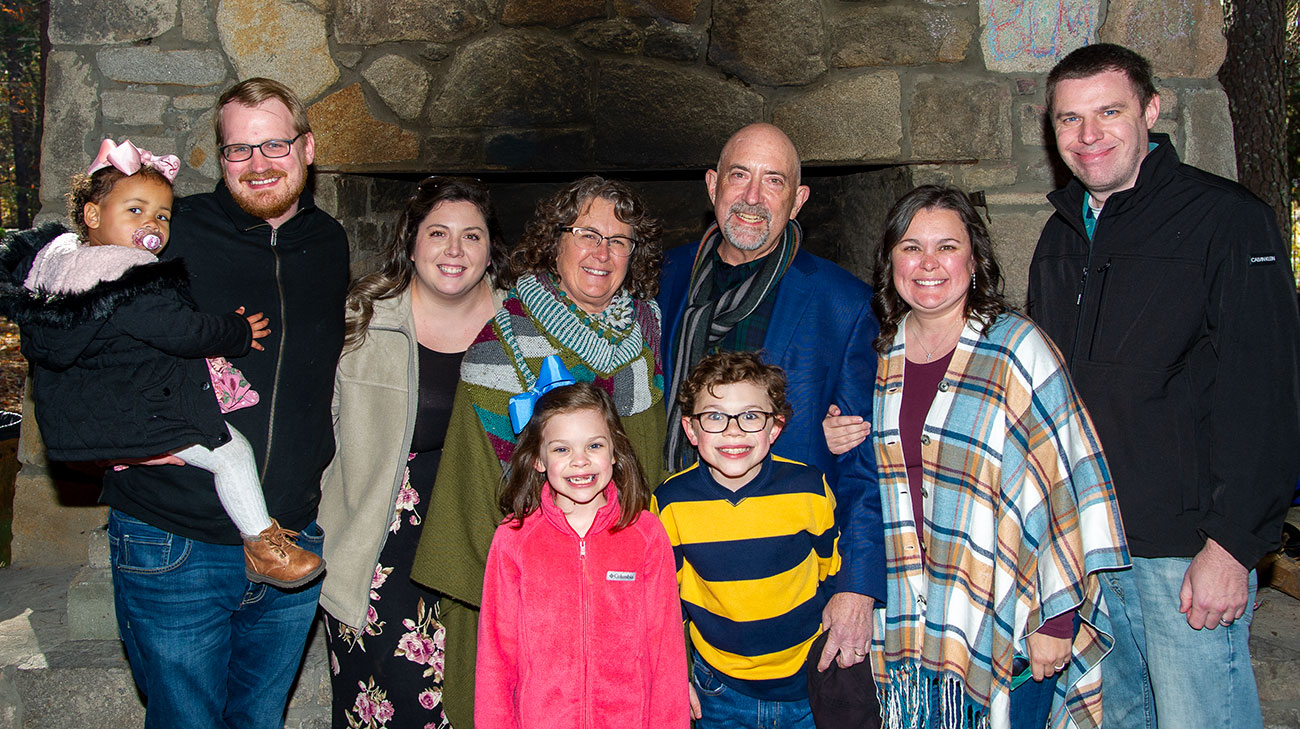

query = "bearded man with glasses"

[{"left": 102, "top": 77, "right": 349, "bottom": 729}]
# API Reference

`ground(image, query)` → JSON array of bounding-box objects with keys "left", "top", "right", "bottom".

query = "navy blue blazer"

[{"left": 657, "top": 241, "right": 885, "bottom": 600}]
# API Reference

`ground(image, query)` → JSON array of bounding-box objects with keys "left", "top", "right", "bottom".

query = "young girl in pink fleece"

[{"left": 476, "top": 381, "right": 688, "bottom": 728}]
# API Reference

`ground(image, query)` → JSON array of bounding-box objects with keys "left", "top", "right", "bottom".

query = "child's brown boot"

[{"left": 243, "top": 519, "right": 325, "bottom": 588}]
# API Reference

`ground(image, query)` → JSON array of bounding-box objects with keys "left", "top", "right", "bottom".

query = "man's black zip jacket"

[
  {"left": 1027, "top": 133, "right": 1300, "bottom": 569},
  {"left": 100, "top": 181, "right": 349, "bottom": 544}
]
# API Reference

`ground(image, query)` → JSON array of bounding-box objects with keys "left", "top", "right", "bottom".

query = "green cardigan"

[{"left": 410, "top": 275, "right": 667, "bottom": 729}]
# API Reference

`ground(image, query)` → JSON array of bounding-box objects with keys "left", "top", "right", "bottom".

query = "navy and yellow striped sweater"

[{"left": 651, "top": 454, "right": 840, "bottom": 701}]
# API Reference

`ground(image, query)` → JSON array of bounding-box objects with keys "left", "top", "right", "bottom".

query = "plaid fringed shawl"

[{"left": 870, "top": 312, "right": 1129, "bottom": 729}]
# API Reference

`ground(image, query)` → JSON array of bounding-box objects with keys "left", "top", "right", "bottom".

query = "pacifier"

[{"left": 133, "top": 227, "right": 163, "bottom": 252}]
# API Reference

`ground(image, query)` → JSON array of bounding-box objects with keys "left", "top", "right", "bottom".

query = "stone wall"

[
  {"left": 21, "top": 0, "right": 1235, "bottom": 565},
  {"left": 40, "top": 0, "right": 1235, "bottom": 304}
]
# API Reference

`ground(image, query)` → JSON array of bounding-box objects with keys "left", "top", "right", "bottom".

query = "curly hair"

[
  {"left": 871, "top": 185, "right": 1009, "bottom": 354},
  {"left": 343, "top": 176, "right": 509, "bottom": 352},
  {"left": 1047, "top": 43, "right": 1157, "bottom": 117},
  {"left": 676, "top": 351, "right": 793, "bottom": 423},
  {"left": 499, "top": 382, "right": 650, "bottom": 533},
  {"left": 65, "top": 165, "right": 173, "bottom": 241},
  {"left": 505, "top": 175, "right": 663, "bottom": 302}
]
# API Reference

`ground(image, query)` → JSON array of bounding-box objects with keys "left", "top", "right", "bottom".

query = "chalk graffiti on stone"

[{"left": 985, "top": 0, "right": 1094, "bottom": 63}]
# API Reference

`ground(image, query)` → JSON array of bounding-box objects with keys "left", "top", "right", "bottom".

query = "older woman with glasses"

[
  {"left": 408, "top": 175, "right": 667, "bottom": 728},
  {"left": 317, "top": 177, "right": 509, "bottom": 729}
]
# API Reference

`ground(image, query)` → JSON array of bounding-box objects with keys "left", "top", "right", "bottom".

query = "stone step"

[{"left": 66, "top": 567, "right": 115, "bottom": 641}]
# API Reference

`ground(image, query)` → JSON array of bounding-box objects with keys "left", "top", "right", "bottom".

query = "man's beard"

[
  {"left": 230, "top": 171, "right": 305, "bottom": 221},
  {"left": 720, "top": 202, "right": 772, "bottom": 252}
]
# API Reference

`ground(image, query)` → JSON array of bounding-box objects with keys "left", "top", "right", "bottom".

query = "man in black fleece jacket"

[
  {"left": 102, "top": 78, "right": 349, "bottom": 729},
  {"left": 1028, "top": 43, "right": 1300, "bottom": 729}
]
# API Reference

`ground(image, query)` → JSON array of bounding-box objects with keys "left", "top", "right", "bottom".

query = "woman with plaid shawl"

[{"left": 865, "top": 186, "right": 1129, "bottom": 729}]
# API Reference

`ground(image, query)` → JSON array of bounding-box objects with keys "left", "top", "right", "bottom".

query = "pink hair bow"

[{"left": 86, "top": 138, "right": 181, "bottom": 182}]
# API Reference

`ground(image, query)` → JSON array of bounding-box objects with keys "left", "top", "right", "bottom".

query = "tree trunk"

[{"left": 1219, "top": 0, "right": 1289, "bottom": 240}]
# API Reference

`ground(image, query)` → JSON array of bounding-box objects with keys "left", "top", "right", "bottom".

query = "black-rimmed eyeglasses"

[
  {"left": 691, "top": 410, "right": 777, "bottom": 433},
  {"left": 219, "top": 133, "right": 306, "bottom": 162},
  {"left": 562, "top": 226, "right": 636, "bottom": 257}
]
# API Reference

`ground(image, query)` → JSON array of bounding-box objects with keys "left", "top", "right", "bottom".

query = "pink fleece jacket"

[{"left": 476, "top": 484, "right": 689, "bottom": 729}]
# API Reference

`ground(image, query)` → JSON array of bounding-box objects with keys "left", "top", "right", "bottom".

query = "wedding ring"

[
  {"left": 1220, "top": 618, "right": 1232, "bottom": 626},
  {"left": 1054, "top": 662, "right": 1067, "bottom": 670},
  {"left": 853, "top": 649, "right": 867, "bottom": 656}
]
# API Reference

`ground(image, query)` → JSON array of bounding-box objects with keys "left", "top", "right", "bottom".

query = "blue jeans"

[
  {"left": 108, "top": 509, "right": 324, "bottom": 729},
  {"left": 692, "top": 654, "right": 816, "bottom": 729},
  {"left": 1136, "top": 556, "right": 1261, "bottom": 729},
  {"left": 1100, "top": 558, "right": 1262, "bottom": 729}
]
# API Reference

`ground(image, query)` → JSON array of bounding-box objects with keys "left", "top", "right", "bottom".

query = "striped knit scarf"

[{"left": 664, "top": 220, "right": 800, "bottom": 470}]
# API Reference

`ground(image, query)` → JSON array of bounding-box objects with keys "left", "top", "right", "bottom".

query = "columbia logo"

[{"left": 606, "top": 571, "right": 636, "bottom": 582}]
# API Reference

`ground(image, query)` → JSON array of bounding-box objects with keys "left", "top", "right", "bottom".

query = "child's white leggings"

[{"left": 173, "top": 423, "right": 272, "bottom": 538}]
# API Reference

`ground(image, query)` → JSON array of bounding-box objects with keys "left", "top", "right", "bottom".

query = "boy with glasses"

[{"left": 652, "top": 351, "right": 839, "bottom": 729}]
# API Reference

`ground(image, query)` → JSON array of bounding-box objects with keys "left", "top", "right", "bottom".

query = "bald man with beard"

[{"left": 658, "top": 123, "right": 884, "bottom": 680}]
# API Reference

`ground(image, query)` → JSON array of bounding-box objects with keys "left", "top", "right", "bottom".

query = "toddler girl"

[
  {"left": 475, "top": 379, "right": 688, "bottom": 728},
  {"left": 0, "top": 139, "right": 322, "bottom": 587}
]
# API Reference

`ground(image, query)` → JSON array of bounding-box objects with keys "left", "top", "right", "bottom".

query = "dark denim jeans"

[
  {"left": 108, "top": 508, "right": 323, "bottom": 729},
  {"left": 692, "top": 653, "right": 817, "bottom": 729}
]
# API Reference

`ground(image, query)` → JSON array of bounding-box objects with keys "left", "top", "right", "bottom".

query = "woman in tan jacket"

[{"left": 317, "top": 177, "right": 507, "bottom": 729}]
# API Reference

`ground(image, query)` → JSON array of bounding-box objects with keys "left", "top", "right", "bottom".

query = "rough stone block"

[
  {"left": 430, "top": 34, "right": 589, "bottom": 128},
  {"left": 501, "top": 0, "right": 602, "bottom": 27},
  {"left": 1101, "top": 0, "right": 1226, "bottom": 78},
  {"left": 0, "top": 668, "right": 20, "bottom": 729},
  {"left": 10, "top": 664, "right": 144, "bottom": 727},
  {"left": 910, "top": 75, "right": 1013, "bottom": 161},
  {"left": 39, "top": 52, "right": 98, "bottom": 215},
  {"left": 180, "top": 0, "right": 214, "bottom": 42},
  {"left": 575, "top": 19, "right": 643, "bottom": 54},
  {"left": 363, "top": 55, "right": 432, "bottom": 121},
  {"left": 773, "top": 72, "right": 902, "bottom": 162},
  {"left": 216, "top": 0, "right": 338, "bottom": 102},
  {"left": 99, "top": 91, "right": 169, "bottom": 127},
  {"left": 96, "top": 48, "right": 228, "bottom": 87},
  {"left": 10, "top": 468, "right": 107, "bottom": 567},
  {"left": 182, "top": 108, "right": 220, "bottom": 187},
  {"left": 66, "top": 567, "right": 115, "bottom": 641},
  {"left": 962, "top": 163, "right": 1019, "bottom": 190},
  {"left": 593, "top": 61, "right": 764, "bottom": 167},
  {"left": 614, "top": 0, "right": 699, "bottom": 23},
  {"left": 308, "top": 85, "right": 419, "bottom": 169},
  {"left": 419, "top": 133, "right": 484, "bottom": 171},
  {"left": 980, "top": 0, "right": 1098, "bottom": 73},
  {"left": 1019, "top": 102, "right": 1050, "bottom": 148},
  {"left": 644, "top": 22, "right": 704, "bottom": 61},
  {"left": 173, "top": 93, "right": 218, "bottom": 111},
  {"left": 333, "top": 0, "right": 489, "bottom": 44},
  {"left": 985, "top": 207, "right": 1053, "bottom": 308},
  {"left": 708, "top": 0, "right": 825, "bottom": 86},
  {"left": 910, "top": 164, "right": 957, "bottom": 189},
  {"left": 486, "top": 129, "right": 589, "bottom": 169},
  {"left": 830, "top": 6, "right": 973, "bottom": 68},
  {"left": 87, "top": 526, "right": 109, "bottom": 568},
  {"left": 49, "top": 0, "right": 177, "bottom": 44},
  {"left": 1181, "top": 87, "right": 1237, "bottom": 181}
]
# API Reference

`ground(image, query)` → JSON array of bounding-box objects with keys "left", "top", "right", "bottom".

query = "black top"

[
  {"left": 411, "top": 345, "right": 465, "bottom": 453},
  {"left": 1028, "top": 133, "right": 1300, "bottom": 567},
  {"left": 99, "top": 182, "right": 351, "bottom": 544}
]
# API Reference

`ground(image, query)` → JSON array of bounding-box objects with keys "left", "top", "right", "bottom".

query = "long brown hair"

[
  {"left": 343, "top": 176, "right": 508, "bottom": 351},
  {"left": 871, "top": 185, "right": 1009, "bottom": 354},
  {"left": 505, "top": 175, "right": 662, "bottom": 301},
  {"left": 499, "top": 382, "right": 650, "bottom": 532}
]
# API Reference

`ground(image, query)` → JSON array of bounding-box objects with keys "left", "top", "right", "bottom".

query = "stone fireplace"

[{"left": 21, "top": 0, "right": 1236, "bottom": 562}]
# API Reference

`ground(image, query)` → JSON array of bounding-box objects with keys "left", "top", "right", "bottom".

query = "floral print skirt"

[{"left": 325, "top": 450, "right": 452, "bottom": 729}]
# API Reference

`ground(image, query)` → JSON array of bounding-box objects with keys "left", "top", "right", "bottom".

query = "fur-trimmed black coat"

[{"left": 0, "top": 222, "right": 252, "bottom": 461}]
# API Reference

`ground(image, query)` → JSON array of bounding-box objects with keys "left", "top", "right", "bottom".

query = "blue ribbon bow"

[{"left": 508, "top": 355, "right": 576, "bottom": 434}]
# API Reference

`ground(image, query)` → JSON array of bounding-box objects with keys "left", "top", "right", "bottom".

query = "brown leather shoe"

[{"left": 243, "top": 519, "right": 325, "bottom": 588}]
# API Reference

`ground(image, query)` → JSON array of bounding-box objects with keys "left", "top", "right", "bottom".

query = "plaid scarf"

[
  {"left": 871, "top": 313, "right": 1129, "bottom": 729},
  {"left": 664, "top": 220, "right": 800, "bottom": 470}
]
